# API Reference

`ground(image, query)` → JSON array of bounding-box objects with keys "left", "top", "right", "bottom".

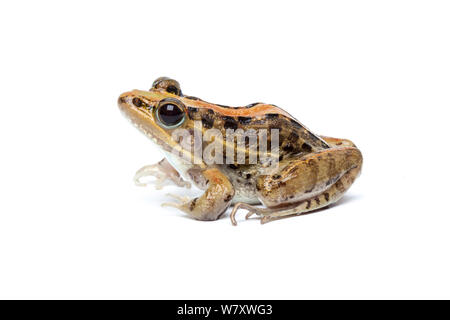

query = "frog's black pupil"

[
  {"left": 132, "top": 97, "right": 143, "bottom": 107},
  {"left": 158, "top": 103, "right": 184, "bottom": 126}
]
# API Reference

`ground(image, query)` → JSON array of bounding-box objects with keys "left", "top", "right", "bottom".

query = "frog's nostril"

[{"left": 118, "top": 96, "right": 127, "bottom": 105}]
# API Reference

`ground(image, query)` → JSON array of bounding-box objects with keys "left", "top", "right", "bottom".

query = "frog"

[{"left": 118, "top": 77, "right": 363, "bottom": 225}]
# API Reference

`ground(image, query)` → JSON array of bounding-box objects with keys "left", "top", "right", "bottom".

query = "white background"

[{"left": 1, "top": 1, "right": 449, "bottom": 299}]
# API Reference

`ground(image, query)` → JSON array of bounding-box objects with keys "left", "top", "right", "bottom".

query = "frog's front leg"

[
  {"left": 134, "top": 158, "right": 191, "bottom": 190},
  {"left": 231, "top": 146, "right": 362, "bottom": 225},
  {"left": 162, "top": 168, "right": 235, "bottom": 221}
]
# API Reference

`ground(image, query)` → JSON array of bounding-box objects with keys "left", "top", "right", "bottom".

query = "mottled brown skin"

[{"left": 118, "top": 77, "right": 363, "bottom": 224}]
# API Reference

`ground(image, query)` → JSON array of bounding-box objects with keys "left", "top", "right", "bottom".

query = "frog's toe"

[
  {"left": 178, "top": 180, "right": 192, "bottom": 189},
  {"left": 230, "top": 203, "right": 263, "bottom": 226},
  {"left": 165, "top": 193, "right": 191, "bottom": 203},
  {"left": 245, "top": 211, "right": 258, "bottom": 220},
  {"left": 161, "top": 193, "right": 192, "bottom": 211},
  {"left": 134, "top": 163, "right": 192, "bottom": 190},
  {"left": 133, "top": 164, "right": 162, "bottom": 187}
]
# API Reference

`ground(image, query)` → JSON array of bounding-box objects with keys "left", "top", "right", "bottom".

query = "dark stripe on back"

[
  {"left": 238, "top": 116, "right": 252, "bottom": 124},
  {"left": 201, "top": 114, "right": 214, "bottom": 129},
  {"left": 223, "top": 116, "right": 238, "bottom": 130}
]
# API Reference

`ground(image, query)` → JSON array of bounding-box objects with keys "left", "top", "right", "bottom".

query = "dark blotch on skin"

[
  {"left": 187, "top": 107, "right": 199, "bottom": 119},
  {"left": 189, "top": 197, "right": 198, "bottom": 211},
  {"left": 246, "top": 173, "right": 251, "bottom": 179},
  {"left": 315, "top": 197, "right": 321, "bottom": 205},
  {"left": 282, "top": 144, "right": 294, "bottom": 153},
  {"left": 288, "top": 131, "right": 299, "bottom": 142},
  {"left": 306, "top": 200, "right": 311, "bottom": 210},
  {"left": 202, "top": 115, "right": 214, "bottom": 129},
  {"left": 238, "top": 116, "right": 252, "bottom": 124},
  {"left": 302, "top": 143, "right": 312, "bottom": 153},
  {"left": 266, "top": 113, "right": 279, "bottom": 119},
  {"left": 224, "top": 194, "right": 233, "bottom": 202},
  {"left": 223, "top": 116, "right": 238, "bottom": 130},
  {"left": 324, "top": 192, "right": 330, "bottom": 202}
]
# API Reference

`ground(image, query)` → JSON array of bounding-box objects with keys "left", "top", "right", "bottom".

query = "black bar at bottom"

[{"left": 0, "top": 300, "right": 448, "bottom": 319}]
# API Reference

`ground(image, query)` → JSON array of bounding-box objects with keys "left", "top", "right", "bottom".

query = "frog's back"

[{"left": 182, "top": 97, "right": 330, "bottom": 161}]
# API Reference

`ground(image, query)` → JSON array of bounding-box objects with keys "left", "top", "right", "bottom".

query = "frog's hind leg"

[
  {"left": 134, "top": 158, "right": 191, "bottom": 190},
  {"left": 232, "top": 165, "right": 360, "bottom": 225},
  {"left": 230, "top": 147, "right": 362, "bottom": 225}
]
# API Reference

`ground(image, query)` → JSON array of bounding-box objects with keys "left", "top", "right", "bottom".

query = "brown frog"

[{"left": 118, "top": 77, "right": 362, "bottom": 225}]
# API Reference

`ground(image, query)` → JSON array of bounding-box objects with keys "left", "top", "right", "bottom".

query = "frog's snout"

[
  {"left": 118, "top": 95, "right": 127, "bottom": 105},
  {"left": 118, "top": 91, "right": 132, "bottom": 109}
]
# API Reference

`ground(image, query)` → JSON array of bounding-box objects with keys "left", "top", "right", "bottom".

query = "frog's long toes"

[
  {"left": 179, "top": 181, "right": 192, "bottom": 189},
  {"left": 162, "top": 194, "right": 193, "bottom": 212},
  {"left": 161, "top": 202, "right": 181, "bottom": 209},
  {"left": 231, "top": 203, "right": 272, "bottom": 225},
  {"left": 230, "top": 206, "right": 240, "bottom": 226},
  {"left": 133, "top": 165, "right": 165, "bottom": 187},
  {"left": 134, "top": 179, "right": 148, "bottom": 187},
  {"left": 230, "top": 203, "right": 255, "bottom": 226},
  {"left": 165, "top": 193, "right": 191, "bottom": 203},
  {"left": 245, "top": 211, "right": 257, "bottom": 220}
]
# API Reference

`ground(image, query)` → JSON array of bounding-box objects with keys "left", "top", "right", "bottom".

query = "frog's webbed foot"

[{"left": 134, "top": 158, "right": 191, "bottom": 190}]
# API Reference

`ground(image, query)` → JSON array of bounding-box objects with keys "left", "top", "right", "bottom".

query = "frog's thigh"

[
  {"left": 256, "top": 147, "right": 362, "bottom": 208},
  {"left": 164, "top": 168, "right": 235, "bottom": 221}
]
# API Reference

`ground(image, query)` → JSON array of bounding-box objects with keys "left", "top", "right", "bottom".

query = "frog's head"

[{"left": 118, "top": 77, "right": 191, "bottom": 154}]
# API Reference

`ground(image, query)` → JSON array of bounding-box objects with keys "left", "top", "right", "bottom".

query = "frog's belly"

[
  {"left": 222, "top": 166, "right": 260, "bottom": 205},
  {"left": 163, "top": 151, "right": 194, "bottom": 182},
  {"left": 164, "top": 153, "right": 261, "bottom": 205},
  {"left": 232, "top": 189, "right": 260, "bottom": 205}
]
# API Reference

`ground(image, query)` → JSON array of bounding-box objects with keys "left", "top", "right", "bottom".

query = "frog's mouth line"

[{"left": 121, "top": 109, "right": 175, "bottom": 154}]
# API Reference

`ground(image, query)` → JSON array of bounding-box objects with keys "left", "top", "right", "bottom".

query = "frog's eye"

[
  {"left": 152, "top": 77, "right": 182, "bottom": 96},
  {"left": 155, "top": 98, "right": 186, "bottom": 128}
]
